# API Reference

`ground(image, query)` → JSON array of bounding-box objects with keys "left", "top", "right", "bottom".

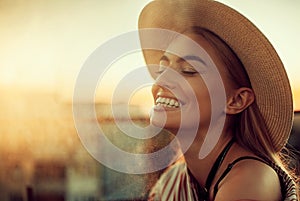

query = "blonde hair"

[{"left": 187, "top": 26, "right": 299, "bottom": 192}]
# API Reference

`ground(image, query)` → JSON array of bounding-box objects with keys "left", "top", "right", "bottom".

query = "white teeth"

[
  {"left": 155, "top": 97, "right": 162, "bottom": 104},
  {"left": 155, "top": 97, "right": 180, "bottom": 108}
]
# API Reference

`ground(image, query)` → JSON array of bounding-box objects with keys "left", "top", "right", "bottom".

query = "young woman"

[{"left": 138, "top": 0, "right": 299, "bottom": 200}]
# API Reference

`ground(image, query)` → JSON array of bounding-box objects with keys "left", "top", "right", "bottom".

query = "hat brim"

[{"left": 138, "top": 0, "right": 293, "bottom": 151}]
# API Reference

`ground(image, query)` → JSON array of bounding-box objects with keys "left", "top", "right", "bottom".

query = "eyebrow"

[
  {"left": 180, "top": 55, "right": 207, "bottom": 66},
  {"left": 160, "top": 55, "right": 207, "bottom": 66}
]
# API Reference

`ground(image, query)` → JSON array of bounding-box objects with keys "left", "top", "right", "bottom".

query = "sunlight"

[{"left": 0, "top": 67, "right": 16, "bottom": 86}]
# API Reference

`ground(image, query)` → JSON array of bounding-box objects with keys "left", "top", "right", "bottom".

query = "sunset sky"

[{"left": 0, "top": 0, "right": 299, "bottom": 110}]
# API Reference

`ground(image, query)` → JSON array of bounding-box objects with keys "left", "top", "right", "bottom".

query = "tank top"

[{"left": 148, "top": 140, "right": 298, "bottom": 201}]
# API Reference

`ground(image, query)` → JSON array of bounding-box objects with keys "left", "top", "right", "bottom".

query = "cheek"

[
  {"left": 188, "top": 78, "right": 211, "bottom": 105},
  {"left": 151, "top": 84, "right": 159, "bottom": 100},
  {"left": 189, "top": 79, "right": 212, "bottom": 121},
  {"left": 196, "top": 88, "right": 211, "bottom": 114}
]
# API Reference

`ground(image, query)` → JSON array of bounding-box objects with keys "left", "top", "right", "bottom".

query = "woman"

[{"left": 138, "top": 0, "right": 299, "bottom": 200}]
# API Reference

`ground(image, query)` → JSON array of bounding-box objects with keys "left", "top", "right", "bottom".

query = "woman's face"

[{"left": 150, "top": 33, "right": 232, "bottom": 133}]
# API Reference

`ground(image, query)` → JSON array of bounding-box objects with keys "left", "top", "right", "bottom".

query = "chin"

[
  {"left": 150, "top": 113, "right": 198, "bottom": 131},
  {"left": 150, "top": 118, "right": 164, "bottom": 128},
  {"left": 150, "top": 117, "right": 178, "bottom": 129}
]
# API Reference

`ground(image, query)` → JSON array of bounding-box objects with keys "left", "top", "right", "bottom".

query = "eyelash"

[
  {"left": 181, "top": 70, "right": 198, "bottom": 75},
  {"left": 155, "top": 66, "right": 198, "bottom": 76}
]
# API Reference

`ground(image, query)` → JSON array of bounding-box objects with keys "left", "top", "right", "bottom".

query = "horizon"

[
  {"left": 1, "top": 86, "right": 300, "bottom": 111},
  {"left": 0, "top": 0, "right": 299, "bottom": 110}
]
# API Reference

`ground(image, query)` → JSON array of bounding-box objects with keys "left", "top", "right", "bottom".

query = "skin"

[{"left": 150, "top": 33, "right": 281, "bottom": 201}]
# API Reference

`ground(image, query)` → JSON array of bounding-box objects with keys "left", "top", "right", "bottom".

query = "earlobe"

[{"left": 226, "top": 87, "right": 255, "bottom": 114}]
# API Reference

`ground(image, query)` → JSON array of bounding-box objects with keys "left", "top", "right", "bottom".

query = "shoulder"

[{"left": 215, "top": 158, "right": 282, "bottom": 201}]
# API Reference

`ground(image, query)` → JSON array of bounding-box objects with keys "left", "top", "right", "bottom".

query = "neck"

[{"left": 182, "top": 128, "right": 233, "bottom": 187}]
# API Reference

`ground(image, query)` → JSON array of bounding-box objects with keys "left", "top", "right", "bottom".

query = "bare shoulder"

[{"left": 214, "top": 158, "right": 281, "bottom": 201}]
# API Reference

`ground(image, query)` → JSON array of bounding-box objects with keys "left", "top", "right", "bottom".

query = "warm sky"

[{"left": 0, "top": 0, "right": 299, "bottom": 110}]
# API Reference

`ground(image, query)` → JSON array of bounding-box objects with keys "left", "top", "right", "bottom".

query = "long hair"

[{"left": 186, "top": 26, "right": 299, "bottom": 192}]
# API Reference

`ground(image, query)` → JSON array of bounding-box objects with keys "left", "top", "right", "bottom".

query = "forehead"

[
  {"left": 164, "top": 33, "right": 224, "bottom": 67},
  {"left": 140, "top": 29, "right": 229, "bottom": 79},
  {"left": 165, "top": 33, "right": 216, "bottom": 62},
  {"left": 165, "top": 33, "right": 233, "bottom": 83},
  {"left": 167, "top": 33, "right": 210, "bottom": 53}
]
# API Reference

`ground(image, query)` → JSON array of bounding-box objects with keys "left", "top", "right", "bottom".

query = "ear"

[{"left": 226, "top": 87, "right": 255, "bottom": 114}]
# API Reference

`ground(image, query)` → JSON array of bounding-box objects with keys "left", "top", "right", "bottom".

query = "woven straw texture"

[{"left": 138, "top": 0, "right": 293, "bottom": 151}]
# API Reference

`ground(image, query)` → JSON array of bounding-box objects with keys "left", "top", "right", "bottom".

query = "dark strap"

[
  {"left": 204, "top": 139, "right": 235, "bottom": 199},
  {"left": 212, "top": 156, "right": 267, "bottom": 199}
]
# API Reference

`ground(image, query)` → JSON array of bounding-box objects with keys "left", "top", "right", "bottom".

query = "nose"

[
  {"left": 152, "top": 68, "right": 178, "bottom": 99},
  {"left": 154, "top": 67, "right": 177, "bottom": 90}
]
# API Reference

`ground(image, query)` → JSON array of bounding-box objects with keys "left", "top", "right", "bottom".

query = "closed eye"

[
  {"left": 181, "top": 55, "right": 207, "bottom": 74},
  {"left": 181, "top": 70, "right": 198, "bottom": 75}
]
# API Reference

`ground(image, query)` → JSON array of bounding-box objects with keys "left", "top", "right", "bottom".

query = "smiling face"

[{"left": 150, "top": 32, "right": 232, "bottom": 134}]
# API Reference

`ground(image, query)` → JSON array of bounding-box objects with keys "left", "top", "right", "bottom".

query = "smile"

[{"left": 155, "top": 97, "right": 180, "bottom": 108}]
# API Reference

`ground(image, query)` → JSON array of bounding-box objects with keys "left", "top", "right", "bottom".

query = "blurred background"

[{"left": 0, "top": 0, "right": 299, "bottom": 201}]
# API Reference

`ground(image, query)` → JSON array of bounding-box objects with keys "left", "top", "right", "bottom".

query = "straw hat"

[{"left": 138, "top": 0, "right": 293, "bottom": 151}]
